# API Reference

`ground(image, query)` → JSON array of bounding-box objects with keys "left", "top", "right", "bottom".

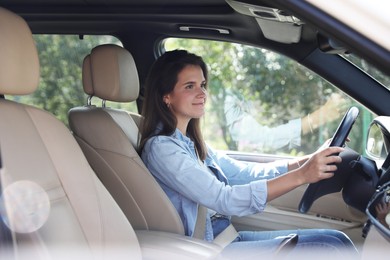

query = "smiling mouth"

[
  {"left": 193, "top": 103, "right": 205, "bottom": 106},
  {"left": 193, "top": 99, "right": 206, "bottom": 106}
]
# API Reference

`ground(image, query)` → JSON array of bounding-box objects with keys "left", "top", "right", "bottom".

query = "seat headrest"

[
  {"left": 85, "top": 44, "right": 139, "bottom": 102},
  {"left": 82, "top": 55, "right": 94, "bottom": 96},
  {"left": 0, "top": 7, "right": 40, "bottom": 95}
]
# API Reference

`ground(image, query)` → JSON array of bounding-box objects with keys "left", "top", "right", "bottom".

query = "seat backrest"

[
  {"left": 0, "top": 7, "right": 142, "bottom": 259},
  {"left": 68, "top": 44, "right": 184, "bottom": 235}
]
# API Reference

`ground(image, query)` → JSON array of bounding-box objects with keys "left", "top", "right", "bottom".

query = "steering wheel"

[{"left": 298, "top": 106, "right": 360, "bottom": 213}]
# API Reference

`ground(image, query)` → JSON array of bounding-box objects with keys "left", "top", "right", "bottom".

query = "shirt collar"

[{"left": 156, "top": 122, "right": 193, "bottom": 146}]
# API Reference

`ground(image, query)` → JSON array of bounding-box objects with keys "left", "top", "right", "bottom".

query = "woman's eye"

[{"left": 185, "top": 84, "right": 194, "bottom": 89}]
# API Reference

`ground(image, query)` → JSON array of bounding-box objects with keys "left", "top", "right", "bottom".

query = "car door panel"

[{"left": 227, "top": 152, "right": 367, "bottom": 245}]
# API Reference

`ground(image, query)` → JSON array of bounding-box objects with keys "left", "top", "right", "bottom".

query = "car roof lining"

[
  {"left": 15, "top": 0, "right": 319, "bottom": 78},
  {"left": 2, "top": 0, "right": 314, "bottom": 44}
]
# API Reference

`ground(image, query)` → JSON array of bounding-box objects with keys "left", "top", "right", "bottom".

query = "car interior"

[
  {"left": 1, "top": 0, "right": 390, "bottom": 259},
  {"left": 0, "top": 6, "right": 223, "bottom": 260}
]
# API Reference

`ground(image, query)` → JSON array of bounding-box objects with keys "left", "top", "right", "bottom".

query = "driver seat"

[{"left": 68, "top": 44, "right": 185, "bottom": 235}]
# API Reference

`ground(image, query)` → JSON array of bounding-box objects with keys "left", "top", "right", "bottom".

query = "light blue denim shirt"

[{"left": 141, "top": 128, "right": 289, "bottom": 241}]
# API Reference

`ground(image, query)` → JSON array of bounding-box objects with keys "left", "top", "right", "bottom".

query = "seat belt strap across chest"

[
  {"left": 192, "top": 204, "right": 207, "bottom": 239},
  {"left": 193, "top": 152, "right": 238, "bottom": 247}
]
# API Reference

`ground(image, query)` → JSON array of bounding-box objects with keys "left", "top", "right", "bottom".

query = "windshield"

[{"left": 342, "top": 53, "right": 390, "bottom": 88}]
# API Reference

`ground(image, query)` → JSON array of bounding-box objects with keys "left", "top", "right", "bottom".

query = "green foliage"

[{"left": 32, "top": 35, "right": 91, "bottom": 123}]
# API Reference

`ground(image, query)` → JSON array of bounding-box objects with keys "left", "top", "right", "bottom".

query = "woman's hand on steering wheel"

[{"left": 299, "top": 146, "right": 344, "bottom": 184}]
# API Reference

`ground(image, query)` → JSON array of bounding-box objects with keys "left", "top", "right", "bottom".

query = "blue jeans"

[{"left": 220, "top": 229, "right": 358, "bottom": 259}]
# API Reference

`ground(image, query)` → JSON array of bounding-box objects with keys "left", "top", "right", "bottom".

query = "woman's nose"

[{"left": 197, "top": 86, "right": 207, "bottom": 96}]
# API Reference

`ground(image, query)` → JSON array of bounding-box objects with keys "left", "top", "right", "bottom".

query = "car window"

[
  {"left": 164, "top": 38, "right": 375, "bottom": 156},
  {"left": 342, "top": 53, "right": 390, "bottom": 89},
  {"left": 6, "top": 35, "right": 137, "bottom": 126}
]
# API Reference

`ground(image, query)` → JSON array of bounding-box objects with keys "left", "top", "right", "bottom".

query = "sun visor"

[
  {"left": 255, "top": 18, "right": 302, "bottom": 44},
  {"left": 226, "top": 0, "right": 304, "bottom": 43}
]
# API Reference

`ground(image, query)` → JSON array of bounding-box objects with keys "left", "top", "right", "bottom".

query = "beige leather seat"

[
  {"left": 68, "top": 44, "right": 185, "bottom": 235},
  {"left": 0, "top": 7, "right": 221, "bottom": 259},
  {"left": 0, "top": 7, "right": 141, "bottom": 259}
]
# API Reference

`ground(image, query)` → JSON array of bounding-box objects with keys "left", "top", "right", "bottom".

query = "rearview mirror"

[{"left": 317, "top": 33, "right": 348, "bottom": 54}]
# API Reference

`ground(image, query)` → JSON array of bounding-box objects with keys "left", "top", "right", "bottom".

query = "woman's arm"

[
  {"left": 267, "top": 146, "right": 344, "bottom": 201},
  {"left": 142, "top": 136, "right": 269, "bottom": 216},
  {"left": 210, "top": 147, "right": 290, "bottom": 185}
]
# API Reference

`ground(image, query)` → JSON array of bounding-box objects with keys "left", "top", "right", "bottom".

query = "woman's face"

[{"left": 163, "top": 65, "right": 207, "bottom": 128}]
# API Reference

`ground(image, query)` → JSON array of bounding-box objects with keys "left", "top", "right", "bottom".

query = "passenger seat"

[
  {"left": 68, "top": 44, "right": 185, "bottom": 235},
  {"left": 0, "top": 7, "right": 141, "bottom": 259},
  {"left": 0, "top": 7, "right": 221, "bottom": 259}
]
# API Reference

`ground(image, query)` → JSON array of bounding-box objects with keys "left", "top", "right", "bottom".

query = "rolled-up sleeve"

[{"left": 249, "top": 181, "right": 268, "bottom": 212}]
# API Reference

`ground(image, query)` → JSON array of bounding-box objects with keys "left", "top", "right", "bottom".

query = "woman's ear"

[{"left": 163, "top": 95, "right": 170, "bottom": 105}]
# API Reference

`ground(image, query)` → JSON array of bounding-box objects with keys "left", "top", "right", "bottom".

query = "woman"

[{"left": 140, "top": 50, "right": 357, "bottom": 257}]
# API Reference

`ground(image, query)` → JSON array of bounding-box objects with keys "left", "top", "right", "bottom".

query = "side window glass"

[
  {"left": 7, "top": 35, "right": 137, "bottom": 126},
  {"left": 164, "top": 38, "right": 375, "bottom": 156}
]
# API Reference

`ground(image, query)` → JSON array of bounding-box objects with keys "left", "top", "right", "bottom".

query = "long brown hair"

[{"left": 140, "top": 50, "right": 208, "bottom": 160}]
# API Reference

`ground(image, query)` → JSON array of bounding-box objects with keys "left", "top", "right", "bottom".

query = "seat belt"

[
  {"left": 193, "top": 204, "right": 238, "bottom": 247},
  {"left": 192, "top": 204, "right": 207, "bottom": 239},
  {"left": 213, "top": 223, "right": 239, "bottom": 248},
  {"left": 193, "top": 152, "right": 239, "bottom": 247},
  {"left": 193, "top": 152, "right": 210, "bottom": 240}
]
